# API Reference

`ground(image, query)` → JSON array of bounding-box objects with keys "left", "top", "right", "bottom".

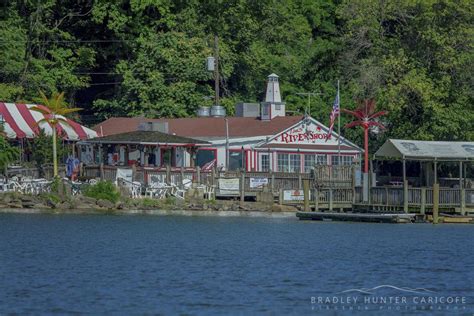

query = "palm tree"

[
  {"left": 31, "top": 91, "right": 82, "bottom": 177},
  {"left": 342, "top": 99, "right": 387, "bottom": 174}
]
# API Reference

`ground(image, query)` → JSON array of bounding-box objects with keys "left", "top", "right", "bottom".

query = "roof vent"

[
  {"left": 196, "top": 107, "right": 210, "bottom": 117},
  {"left": 138, "top": 122, "right": 168, "bottom": 133},
  {"left": 235, "top": 103, "right": 260, "bottom": 117},
  {"left": 210, "top": 105, "right": 226, "bottom": 117}
]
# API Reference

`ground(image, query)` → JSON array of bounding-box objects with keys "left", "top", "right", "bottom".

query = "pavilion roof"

[
  {"left": 81, "top": 130, "right": 210, "bottom": 146},
  {"left": 375, "top": 139, "right": 474, "bottom": 161}
]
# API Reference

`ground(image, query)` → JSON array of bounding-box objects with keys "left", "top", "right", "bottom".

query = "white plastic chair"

[
  {"left": 204, "top": 185, "right": 216, "bottom": 200},
  {"left": 120, "top": 179, "right": 142, "bottom": 199}
]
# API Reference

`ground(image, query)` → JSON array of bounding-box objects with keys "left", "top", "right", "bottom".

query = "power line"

[{"left": 0, "top": 40, "right": 135, "bottom": 43}]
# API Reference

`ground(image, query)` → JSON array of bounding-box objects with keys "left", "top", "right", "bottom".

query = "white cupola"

[
  {"left": 261, "top": 73, "right": 285, "bottom": 120},
  {"left": 265, "top": 73, "right": 281, "bottom": 103}
]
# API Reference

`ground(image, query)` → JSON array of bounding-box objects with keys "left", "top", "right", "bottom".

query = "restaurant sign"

[
  {"left": 272, "top": 122, "right": 338, "bottom": 145},
  {"left": 283, "top": 189, "right": 311, "bottom": 201},
  {"left": 218, "top": 178, "right": 240, "bottom": 195},
  {"left": 250, "top": 177, "right": 269, "bottom": 189}
]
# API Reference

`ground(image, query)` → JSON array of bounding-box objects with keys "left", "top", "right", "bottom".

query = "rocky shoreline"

[{"left": 0, "top": 192, "right": 299, "bottom": 217}]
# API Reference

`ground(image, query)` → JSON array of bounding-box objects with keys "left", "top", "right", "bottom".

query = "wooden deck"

[{"left": 8, "top": 164, "right": 473, "bottom": 216}]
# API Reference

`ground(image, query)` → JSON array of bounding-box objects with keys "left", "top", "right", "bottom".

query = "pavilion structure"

[{"left": 373, "top": 139, "right": 474, "bottom": 214}]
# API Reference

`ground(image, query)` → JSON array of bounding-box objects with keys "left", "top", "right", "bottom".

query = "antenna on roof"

[{"left": 295, "top": 92, "right": 321, "bottom": 117}]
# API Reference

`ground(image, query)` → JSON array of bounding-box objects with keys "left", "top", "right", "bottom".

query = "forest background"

[{"left": 0, "top": 0, "right": 472, "bottom": 149}]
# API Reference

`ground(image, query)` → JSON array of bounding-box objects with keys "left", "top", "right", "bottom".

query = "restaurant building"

[{"left": 92, "top": 74, "right": 363, "bottom": 172}]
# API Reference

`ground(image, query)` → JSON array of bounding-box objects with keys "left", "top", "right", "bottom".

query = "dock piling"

[
  {"left": 433, "top": 183, "right": 440, "bottom": 224},
  {"left": 303, "top": 180, "right": 310, "bottom": 212},
  {"left": 403, "top": 180, "right": 409, "bottom": 213}
]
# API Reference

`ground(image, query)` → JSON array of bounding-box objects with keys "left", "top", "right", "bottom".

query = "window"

[
  {"left": 289, "top": 154, "right": 301, "bottom": 172},
  {"left": 277, "top": 154, "right": 289, "bottom": 172},
  {"left": 260, "top": 154, "right": 270, "bottom": 172},
  {"left": 332, "top": 155, "right": 353, "bottom": 166},
  {"left": 317, "top": 155, "right": 328, "bottom": 165},
  {"left": 304, "top": 155, "right": 329, "bottom": 172},
  {"left": 278, "top": 153, "right": 302, "bottom": 172},
  {"left": 196, "top": 149, "right": 216, "bottom": 167},
  {"left": 161, "top": 148, "right": 173, "bottom": 166},
  {"left": 304, "top": 155, "right": 316, "bottom": 173},
  {"left": 229, "top": 151, "right": 243, "bottom": 170}
]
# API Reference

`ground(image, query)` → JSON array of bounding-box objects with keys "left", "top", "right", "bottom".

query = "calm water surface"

[{"left": 0, "top": 213, "right": 473, "bottom": 315}]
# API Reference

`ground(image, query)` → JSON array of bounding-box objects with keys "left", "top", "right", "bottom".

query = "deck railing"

[
  {"left": 80, "top": 164, "right": 356, "bottom": 192},
  {"left": 7, "top": 165, "right": 66, "bottom": 179}
]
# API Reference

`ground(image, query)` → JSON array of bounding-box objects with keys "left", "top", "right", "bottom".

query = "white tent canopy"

[{"left": 375, "top": 139, "right": 474, "bottom": 161}]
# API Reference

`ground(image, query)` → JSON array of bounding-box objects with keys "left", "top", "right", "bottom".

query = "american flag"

[
  {"left": 326, "top": 87, "right": 339, "bottom": 141},
  {"left": 201, "top": 159, "right": 216, "bottom": 171}
]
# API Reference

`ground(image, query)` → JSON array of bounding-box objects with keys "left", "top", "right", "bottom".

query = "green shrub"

[
  {"left": 39, "top": 193, "right": 61, "bottom": 205},
  {"left": 164, "top": 196, "right": 176, "bottom": 205},
  {"left": 141, "top": 198, "right": 162, "bottom": 208},
  {"left": 83, "top": 181, "right": 120, "bottom": 203}
]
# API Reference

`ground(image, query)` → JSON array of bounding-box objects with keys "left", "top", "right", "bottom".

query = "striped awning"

[{"left": 0, "top": 102, "right": 98, "bottom": 140}]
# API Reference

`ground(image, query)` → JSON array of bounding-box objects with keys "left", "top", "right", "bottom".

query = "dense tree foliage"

[{"left": 0, "top": 0, "right": 472, "bottom": 147}]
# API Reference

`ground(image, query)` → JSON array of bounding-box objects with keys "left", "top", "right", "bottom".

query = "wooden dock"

[
  {"left": 296, "top": 212, "right": 416, "bottom": 223},
  {"left": 12, "top": 164, "right": 473, "bottom": 220}
]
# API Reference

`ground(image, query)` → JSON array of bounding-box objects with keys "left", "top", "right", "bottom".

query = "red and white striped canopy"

[{"left": 0, "top": 102, "right": 98, "bottom": 140}]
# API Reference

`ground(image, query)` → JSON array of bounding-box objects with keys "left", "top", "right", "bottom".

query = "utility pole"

[{"left": 214, "top": 35, "right": 220, "bottom": 107}]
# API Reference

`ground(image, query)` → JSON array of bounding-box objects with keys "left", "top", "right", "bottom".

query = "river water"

[{"left": 0, "top": 213, "right": 472, "bottom": 315}]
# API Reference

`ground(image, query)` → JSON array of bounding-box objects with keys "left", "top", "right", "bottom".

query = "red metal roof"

[{"left": 94, "top": 116, "right": 304, "bottom": 138}]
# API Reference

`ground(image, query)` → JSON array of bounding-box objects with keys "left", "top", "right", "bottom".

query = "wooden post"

[
  {"left": 131, "top": 164, "right": 137, "bottom": 182},
  {"left": 79, "top": 162, "right": 84, "bottom": 177},
  {"left": 329, "top": 188, "right": 333, "bottom": 211},
  {"left": 211, "top": 166, "right": 216, "bottom": 187},
  {"left": 180, "top": 166, "right": 185, "bottom": 189},
  {"left": 351, "top": 166, "right": 356, "bottom": 205},
  {"left": 403, "top": 180, "right": 409, "bottom": 213},
  {"left": 434, "top": 160, "right": 438, "bottom": 185},
  {"left": 240, "top": 171, "right": 245, "bottom": 206},
  {"left": 459, "top": 161, "right": 463, "bottom": 189},
  {"left": 303, "top": 180, "right": 310, "bottom": 212},
  {"left": 433, "top": 183, "right": 440, "bottom": 224},
  {"left": 402, "top": 158, "right": 406, "bottom": 185},
  {"left": 460, "top": 189, "right": 466, "bottom": 216},
  {"left": 166, "top": 164, "right": 171, "bottom": 185},
  {"left": 298, "top": 173, "right": 302, "bottom": 190},
  {"left": 271, "top": 172, "right": 275, "bottom": 192},
  {"left": 314, "top": 189, "right": 319, "bottom": 212},
  {"left": 279, "top": 188, "right": 283, "bottom": 205},
  {"left": 196, "top": 166, "right": 201, "bottom": 185},
  {"left": 420, "top": 187, "right": 426, "bottom": 215},
  {"left": 99, "top": 163, "right": 104, "bottom": 180}
]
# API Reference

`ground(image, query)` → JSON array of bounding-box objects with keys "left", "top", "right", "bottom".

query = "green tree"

[
  {"left": 0, "top": 137, "right": 19, "bottom": 175},
  {"left": 27, "top": 130, "right": 70, "bottom": 178}
]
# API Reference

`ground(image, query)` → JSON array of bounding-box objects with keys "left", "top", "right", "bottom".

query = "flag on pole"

[{"left": 326, "top": 87, "right": 340, "bottom": 141}]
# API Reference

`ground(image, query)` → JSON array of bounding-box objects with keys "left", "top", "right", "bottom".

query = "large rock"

[
  {"left": 1, "top": 195, "right": 13, "bottom": 204},
  {"left": 271, "top": 204, "right": 298, "bottom": 212},
  {"left": 57, "top": 202, "right": 73, "bottom": 210},
  {"left": 97, "top": 199, "right": 115, "bottom": 209},
  {"left": 256, "top": 191, "right": 275, "bottom": 204},
  {"left": 77, "top": 196, "right": 97, "bottom": 205},
  {"left": 22, "top": 201, "right": 37, "bottom": 208},
  {"left": 46, "top": 198, "right": 59, "bottom": 209}
]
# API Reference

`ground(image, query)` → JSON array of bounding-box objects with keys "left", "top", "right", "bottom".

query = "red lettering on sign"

[{"left": 278, "top": 130, "right": 330, "bottom": 143}]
